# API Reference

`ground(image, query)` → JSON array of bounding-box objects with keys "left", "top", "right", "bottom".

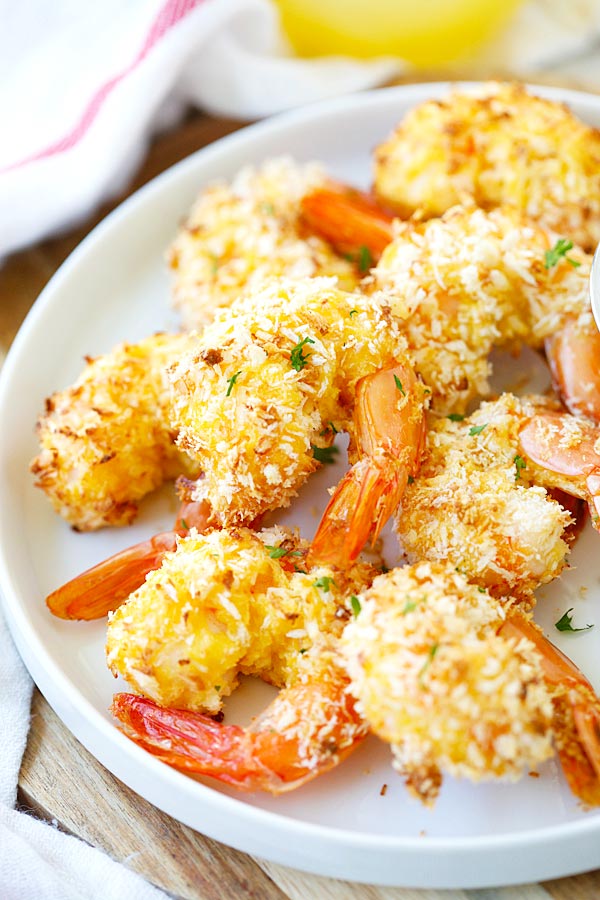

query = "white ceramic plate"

[{"left": 2, "top": 83, "right": 600, "bottom": 889}]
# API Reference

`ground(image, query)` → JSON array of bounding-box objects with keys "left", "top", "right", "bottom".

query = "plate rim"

[{"left": 3, "top": 80, "right": 600, "bottom": 887}]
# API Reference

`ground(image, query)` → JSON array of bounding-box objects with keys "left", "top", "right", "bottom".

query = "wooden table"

[{"left": 3, "top": 108, "right": 600, "bottom": 900}]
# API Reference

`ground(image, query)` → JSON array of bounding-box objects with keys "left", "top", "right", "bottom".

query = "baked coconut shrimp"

[
  {"left": 301, "top": 191, "right": 600, "bottom": 420},
  {"left": 109, "top": 526, "right": 376, "bottom": 793},
  {"left": 167, "top": 158, "right": 358, "bottom": 330},
  {"left": 373, "top": 82, "right": 600, "bottom": 253},
  {"left": 397, "top": 393, "right": 600, "bottom": 603},
  {"left": 343, "top": 562, "right": 600, "bottom": 806},
  {"left": 31, "top": 333, "right": 197, "bottom": 531},
  {"left": 170, "top": 276, "right": 426, "bottom": 563}
]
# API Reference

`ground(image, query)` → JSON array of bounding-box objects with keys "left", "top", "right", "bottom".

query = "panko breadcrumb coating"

[
  {"left": 169, "top": 276, "right": 417, "bottom": 526},
  {"left": 107, "top": 525, "right": 376, "bottom": 714},
  {"left": 168, "top": 158, "right": 358, "bottom": 329},
  {"left": 31, "top": 333, "right": 197, "bottom": 531},
  {"left": 396, "top": 394, "right": 575, "bottom": 601},
  {"left": 374, "top": 82, "right": 600, "bottom": 251},
  {"left": 342, "top": 562, "right": 554, "bottom": 805},
  {"left": 371, "top": 204, "right": 592, "bottom": 414}
]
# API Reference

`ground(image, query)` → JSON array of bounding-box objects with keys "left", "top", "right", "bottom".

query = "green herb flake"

[
  {"left": 357, "top": 245, "right": 373, "bottom": 274},
  {"left": 402, "top": 600, "right": 417, "bottom": 615},
  {"left": 225, "top": 370, "right": 242, "bottom": 397},
  {"left": 407, "top": 474, "right": 415, "bottom": 485},
  {"left": 311, "top": 444, "right": 339, "bottom": 464},
  {"left": 477, "top": 586, "right": 487, "bottom": 593},
  {"left": 265, "top": 545, "right": 291, "bottom": 559},
  {"left": 290, "top": 336, "right": 315, "bottom": 371},
  {"left": 544, "top": 238, "right": 581, "bottom": 270},
  {"left": 299, "top": 648, "right": 308, "bottom": 654},
  {"left": 514, "top": 454, "right": 527, "bottom": 481},
  {"left": 180, "top": 518, "right": 189, "bottom": 531},
  {"left": 419, "top": 642, "right": 439, "bottom": 683},
  {"left": 215, "top": 685, "right": 221, "bottom": 691},
  {"left": 555, "top": 608, "right": 594, "bottom": 633},
  {"left": 349, "top": 309, "right": 358, "bottom": 317},
  {"left": 313, "top": 576, "right": 336, "bottom": 593},
  {"left": 447, "top": 413, "right": 465, "bottom": 422},
  {"left": 350, "top": 595, "right": 361, "bottom": 617},
  {"left": 394, "top": 374, "right": 406, "bottom": 396},
  {"left": 469, "top": 423, "right": 487, "bottom": 436}
]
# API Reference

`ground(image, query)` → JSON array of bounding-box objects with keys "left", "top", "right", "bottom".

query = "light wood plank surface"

[{"left": 3, "top": 107, "right": 600, "bottom": 900}]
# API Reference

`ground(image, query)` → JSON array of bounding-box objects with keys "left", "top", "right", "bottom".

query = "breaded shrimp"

[
  {"left": 106, "top": 525, "right": 375, "bottom": 713},
  {"left": 396, "top": 393, "right": 598, "bottom": 602},
  {"left": 169, "top": 277, "right": 426, "bottom": 535},
  {"left": 343, "top": 561, "right": 600, "bottom": 807},
  {"left": 167, "top": 158, "right": 358, "bottom": 330},
  {"left": 301, "top": 190, "right": 600, "bottom": 418},
  {"left": 31, "top": 333, "right": 197, "bottom": 531},
  {"left": 374, "top": 82, "right": 600, "bottom": 252},
  {"left": 107, "top": 526, "right": 376, "bottom": 794},
  {"left": 343, "top": 562, "right": 554, "bottom": 804}
]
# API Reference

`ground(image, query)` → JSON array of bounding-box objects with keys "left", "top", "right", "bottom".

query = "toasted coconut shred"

[{"left": 342, "top": 562, "right": 554, "bottom": 805}]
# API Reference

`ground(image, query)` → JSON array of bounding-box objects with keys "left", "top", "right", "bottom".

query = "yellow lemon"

[{"left": 274, "top": 0, "right": 522, "bottom": 67}]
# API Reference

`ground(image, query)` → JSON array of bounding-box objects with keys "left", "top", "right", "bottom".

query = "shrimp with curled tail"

[
  {"left": 397, "top": 393, "right": 600, "bottom": 604},
  {"left": 373, "top": 82, "right": 600, "bottom": 253},
  {"left": 30, "top": 333, "right": 198, "bottom": 531},
  {"left": 343, "top": 561, "right": 600, "bottom": 807},
  {"left": 301, "top": 190, "right": 600, "bottom": 421},
  {"left": 170, "top": 276, "right": 426, "bottom": 562},
  {"left": 108, "top": 526, "right": 376, "bottom": 793}
]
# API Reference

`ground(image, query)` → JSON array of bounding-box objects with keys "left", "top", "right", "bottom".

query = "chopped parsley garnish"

[
  {"left": 349, "top": 309, "right": 358, "bottom": 317},
  {"left": 419, "top": 642, "right": 439, "bottom": 683},
  {"left": 265, "top": 545, "right": 302, "bottom": 560},
  {"left": 402, "top": 600, "right": 417, "bottom": 615},
  {"left": 407, "top": 474, "right": 415, "bottom": 484},
  {"left": 447, "top": 413, "right": 465, "bottom": 421},
  {"left": 350, "top": 595, "right": 361, "bottom": 616},
  {"left": 358, "top": 245, "right": 373, "bottom": 273},
  {"left": 225, "top": 370, "right": 242, "bottom": 397},
  {"left": 180, "top": 518, "right": 189, "bottom": 531},
  {"left": 469, "top": 423, "right": 487, "bottom": 436},
  {"left": 311, "top": 444, "right": 339, "bottom": 464},
  {"left": 313, "top": 576, "right": 336, "bottom": 592},
  {"left": 514, "top": 454, "right": 527, "bottom": 481},
  {"left": 544, "top": 238, "right": 581, "bottom": 270},
  {"left": 290, "top": 336, "right": 315, "bottom": 371},
  {"left": 320, "top": 421, "right": 339, "bottom": 437},
  {"left": 477, "top": 586, "right": 487, "bottom": 593},
  {"left": 555, "top": 608, "right": 594, "bottom": 633},
  {"left": 394, "top": 374, "right": 405, "bottom": 396}
]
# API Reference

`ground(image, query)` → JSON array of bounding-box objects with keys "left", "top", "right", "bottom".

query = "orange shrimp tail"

[
  {"left": 501, "top": 615, "right": 600, "bottom": 806},
  {"left": 112, "top": 675, "right": 365, "bottom": 794},
  {"left": 545, "top": 318, "right": 600, "bottom": 425},
  {"left": 46, "top": 531, "right": 180, "bottom": 620},
  {"left": 308, "top": 454, "right": 405, "bottom": 568},
  {"left": 300, "top": 184, "right": 395, "bottom": 262}
]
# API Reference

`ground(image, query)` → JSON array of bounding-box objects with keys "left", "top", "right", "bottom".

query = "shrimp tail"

[{"left": 300, "top": 183, "right": 395, "bottom": 262}]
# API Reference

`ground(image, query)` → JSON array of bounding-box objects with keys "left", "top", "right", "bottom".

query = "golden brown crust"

[
  {"left": 374, "top": 82, "right": 600, "bottom": 251},
  {"left": 31, "top": 333, "right": 197, "bottom": 530}
]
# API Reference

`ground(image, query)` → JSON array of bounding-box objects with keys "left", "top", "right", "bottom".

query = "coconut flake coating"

[
  {"left": 374, "top": 82, "right": 600, "bottom": 251},
  {"left": 342, "top": 561, "right": 554, "bottom": 804},
  {"left": 107, "top": 526, "right": 376, "bottom": 713},
  {"left": 169, "top": 276, "right": 411, "bottom": 525},
  {"left": 396, "top": 394, "right": 573, "bottom": 601},
  {"left": 31, "top": 333, "right": 197, "bottom": 531},
  {"left": 371, "top": 204, "right": 591, "bottom": 414},
  {"left": 168, "top": 157, "right": 358, "bottom": 329}
]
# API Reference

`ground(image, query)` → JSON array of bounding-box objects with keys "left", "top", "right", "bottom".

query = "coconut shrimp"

[
  {"left": 373, "top": 82, "right": 600, "bottom": 253},
  {"left": 301, "top": 192, "right": 600, "bottom": 420},
  {"left": 396, "top": 393, "right": 600, "bottom": 603},
  {"left": 169, "top": 276, "right": 426, "bottom": 560},
  {"left": 108, "top": 526, "right": 376, "bottom": 793},
  {"left": 30, "top": 333, "right": 198, "bottom": 531},
  {"left": 343, "top": 561, "right": 600, "bottom": 807},
  {"left": 168, "top": 158, "right": 358, "bottom": 331}
]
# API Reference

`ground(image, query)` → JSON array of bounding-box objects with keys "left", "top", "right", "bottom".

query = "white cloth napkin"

[{"left": 0, "top": 607, "right": 167, "bottom": 899}]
